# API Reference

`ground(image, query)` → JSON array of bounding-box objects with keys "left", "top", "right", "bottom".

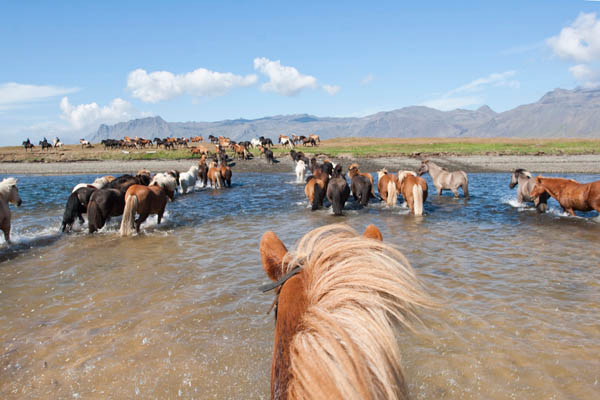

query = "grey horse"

[
  {"left": 418, "top": 160, "right": 469, "bottom": 198},
  {"left": 509, "top": 168, "right": 549, "bottom": 212}
]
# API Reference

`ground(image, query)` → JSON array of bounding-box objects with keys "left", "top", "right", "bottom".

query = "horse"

[
  {"left": 119, "top": 174, "right": 177, "bottom": 236},
  {"left": 72, "top": 175, "right": 114, "bottom": 193},
  {"left": 531, "top": 176, "right": 600, "bottom": 216},
  {"left": 305, "top": 173, "right": 329, "bottom": 211},
  {"left": 259, "top": 224, "right": 430, "bottom": 399},
  {"left": 179, "top": 165, "right": 199, "bottom": 194},
  {"left": 207, "top": 161, "right": 223, "bottom": 188},
  {"left": 251, "top": 138, "right": 262, "bottom": 149},
  {"left": 279, "top": 135, "right": 294, "bottom": 149},
  {"left": 509, "top": 169, "right": 549, "bottom": 212},
  {"left": 265, "top": 148, "right": 274, "bottom": 164},
  {"left": 197, "top": 158, "right": 208, "bottom": 187},
  {"left": 326, "top": 164, "right": 350, "bottom": 216},
  {"left": 295, "top": 160, "right": 307, "bottom": 183},
  {"left": 167, "top": 170, "right": 180, "bottom": 186},
  {"left": 397, "top": 171, "right": 428, "bottom": 216},
  {"left": 80, "top": 139, "right": 91, "bottom": 148},
  {"left": 22, "top": 139, "right": 34, "bottom": 152},
  {"left": 377, "top": 169, "right": 398, "bottom": 207},
  {"left": 53, "top": 137, "right": 63, "bottom": 148},
  {"left": 0, "top": 178, "right": 23, "bottom": 244},
  {"left": 348, "top": 167, "right": 372, "bottom": 208},
  {"left": 418, "top": 160, "right": 469, "bottom": 198},
  {"left": 61, "top": 186, "right": 96, "bottom": 232},
  {"left": 39, "top": 139, "right": 51, "bottom": 151},
  {"left": 87, "top": 173, "right": 150, "bottom": 233},
  {"left": 220, "top": 163, "right": 232, "bottom": 187},
  {"left": 152, "top": 172, "right": 179, "bottom": 198},
  {"left": 309, "top": 133, "right": 320, "bottom": 144},
  {"left": 348, "top": 163, "right": 375, "bottom": 197}
]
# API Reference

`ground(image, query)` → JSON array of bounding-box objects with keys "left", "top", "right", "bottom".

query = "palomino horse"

[
  {"left": 259, "top": 224, "right": 430, "bottom": 399},
  {"left": 531, "top": 176, "right": 600, "bottom": 216},
  {"left": 207, "top": 161, "right": 223, "bottom": 188},
  {"left": 61, "top": 186, "right": 96, "bottom": 232},
  {"left": 418, "top": 160, "right": 469, "bottom": 198},
  {"left": 0, "top": 178, "right": 23, "bottom": 244},
  {"left": 397, "top": 171, "right": 428, "bottom": 216},
  {"left": 119, "top": 174, "right": 177, "bottom": 236},
  {"left": 295, "top": 160, "right": 307, "bottom": 183},
  {"left": 72, "top": 175, "right": 115, "bottom": 193},
  {"left": 348, "top": 163, "right": 375, "bottom": 197},
  {"left": 326, "top": 164, "right": 350, "bottom": 215},
  {"left": 377, "top": 168, "right": 398, "bottom": 207},
  {"left": 509, "top": 169, "right": 549, "bottom": 212}
]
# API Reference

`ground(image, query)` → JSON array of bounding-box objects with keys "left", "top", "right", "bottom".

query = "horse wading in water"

[
  {"left": 0, "top": 178, "right": 22, "bottom": 244},
  {"left": 531, "top": 176, "right": 600, "bottom": 216},
  {"left": 259, "top": 224, "right": 431, "bottom": 399},
  {"left": 326, "top": 164, "right": 350, "bottom": 216},
  {"left": 418, "top": 160, "right": 469, "bottom": 198},
  {"left": 397, "top": 171, "right": 428, "bottom": 216},
  {"left": 509, "top": 168, "right": 549, "bottom": 212},
  {"left": 377, "top": 168, "right": 398, "bottom": 207}
]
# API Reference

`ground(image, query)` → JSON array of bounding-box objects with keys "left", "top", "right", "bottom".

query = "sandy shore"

[{"left": 1, "top": 154, "right": 600, "bottom": 175}]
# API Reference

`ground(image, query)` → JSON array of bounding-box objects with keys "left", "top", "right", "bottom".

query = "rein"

[{"left": 259, "top": 265, "right": 302, "bottom": 317}]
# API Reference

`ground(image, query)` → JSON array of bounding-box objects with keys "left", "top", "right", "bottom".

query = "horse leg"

[
  {"left": 566, "top": 208, "right": 576, "bottom": 217},
  {"left": 135, "top": 213, "right": 149, "bottom": 233},
  {"left": 436, "top": 186, "right": 442, "bottom": 196},
  {"left": 452, "top": 188, "right": 459, "bottom": 198},
  {"left": 157, "top": 212, "right": 163, "bottom": 225},
  {"left": 2, "top": 225, "right": 10, "bottom": 245}
]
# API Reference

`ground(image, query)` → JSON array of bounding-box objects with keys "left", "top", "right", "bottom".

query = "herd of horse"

[{"left": 2, "top": 153, "right": 600, "bottom": 399}]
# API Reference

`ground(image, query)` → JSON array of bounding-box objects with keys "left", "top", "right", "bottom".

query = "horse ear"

[
  {"left": 260, "top": 231, "right": 288, "bottom": 282},
  {"left": 363, "top": 225, "right": 382, "bottom": 241},
  {"left": 536, "top": 176, "right": 542, "bottom": 183}
]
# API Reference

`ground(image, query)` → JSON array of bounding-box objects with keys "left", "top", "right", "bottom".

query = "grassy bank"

[{"left": 3, "top": 138, "right": 600, "bottom": 163}]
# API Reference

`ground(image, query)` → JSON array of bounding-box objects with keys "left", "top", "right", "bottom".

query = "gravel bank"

[{"left": 1, "top": 154, "right": 600, "bottom": 175}]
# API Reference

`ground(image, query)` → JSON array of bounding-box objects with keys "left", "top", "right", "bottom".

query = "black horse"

[
  {"left": 61, "top": 186, "right": 96, "bottom": 232},
  {"left": 350, "top": 174, "right": 372, "bottom": 208},
  {"left": 326, "top": 164, "right": 350, "bottom": 216},
  {"left": 265, "top": 148, "right": 274, "bottom": 164},
  {"left": 39, "top": 138, "right": 51, "bottom": 151},
  {"left": 198, "top": 161, "right": 208, "bottom": 187},
  {"left": 22, "top": 139, "right": 34, "bottom": 152}
]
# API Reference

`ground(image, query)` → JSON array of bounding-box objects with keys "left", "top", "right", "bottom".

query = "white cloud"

[
  {"left": 253, "top": 57, "right": 318, "bottom": 96},
  {"left": 126, "top": 68, "right": 258, "bottom": 103},
  {"left": 423, "top": 71, "right": 520, "bottom": 111},
  {"left": 547, "top": 13, "right": 600, "bottom": 63},
  {"left": 322, "top": 84, "right": 340, "bottom": 95},
  {"left": 0, "top": 82, "right": 78, "bottom": 106},
  {"left": 361, "top": 73, "right": 374, "bottom": 85},
  {"left": 60, "top": 97, "right": 147, "bottom": 130},
  {"left": 569, "top": 64, "right": 599, "bottom": 87}
]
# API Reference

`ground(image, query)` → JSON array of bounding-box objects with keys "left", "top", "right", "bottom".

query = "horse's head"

[
  {"left": 332, "top": 164, "right": 343, "bottom": 178},
  {"left": 530, "top": 181, "right": 547, "bottom": 199},
  {"left": 417, "top": 161, "right": 429, "bottom": 176},
  {"left": 260, "top": 225, "right": 386, "bottom": 399},
  {"left": 509, "top": 169, "right": 531, "bottom": 189},
  {"left": 348, "top": 164, "right": 359, "bottom": 178},
  {"left": 1, "top": 178, "right": 22, "bottom": 207}
]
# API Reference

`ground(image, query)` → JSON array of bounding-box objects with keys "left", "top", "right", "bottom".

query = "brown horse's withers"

[{"left": 531, "top": 176, "right": 600, "bottom": 216}]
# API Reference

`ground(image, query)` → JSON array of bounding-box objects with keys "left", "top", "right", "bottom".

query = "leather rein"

[{"left": 259, "top": 265, "right": 302, "bottom": 318}]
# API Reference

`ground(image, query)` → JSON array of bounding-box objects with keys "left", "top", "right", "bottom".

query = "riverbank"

[{"left": 2, "top": 154, "right": 600, "bottom": 175}]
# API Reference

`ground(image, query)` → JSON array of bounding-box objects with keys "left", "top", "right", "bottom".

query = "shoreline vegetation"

[{"left": 3, "top": 138, "right": 600, "bottom": 163}]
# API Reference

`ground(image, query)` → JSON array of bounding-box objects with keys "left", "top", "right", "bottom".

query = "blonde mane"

[
  {"left": 279, "top": 224, "right": 431, "bottom": 400},
  {"left": 0, "top": 177, "right": 18, "bottom": 199},
  {"left": 377, "top": 168, "right": 388, "bottom": 180},
  {"left": 397, "top": 170, "right": 417, "bottom": 184}
]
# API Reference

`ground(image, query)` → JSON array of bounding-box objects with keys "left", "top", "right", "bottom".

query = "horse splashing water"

[
  {"left": 326, "top": 164, "right": 350, "bottom": 215},
  {"left": 509, "top": 169, "right": 549, "bottom": 212},
  {"left": 61, "top": 186, "right": 96, "bottom": 232},
  {"left": 0, "top": 178, "right": 22, "bottom": 244},
  {"left": 295, "top": 160, "right": 307, "bottom": 183},
  {"left": 531, "top": 176, "right": 600, "bottom": 217},
  {"left": 418, "top": 160, "right": 468, "bottom": 198},
  {"left": 179, "top": 165, "right": 199, "bottom": 194},
  {"left": 259, "top": 224, "right": 431, "bottom": 399},
  {"left": 397, "top": 171, "right": 428, "bottom": 216}
]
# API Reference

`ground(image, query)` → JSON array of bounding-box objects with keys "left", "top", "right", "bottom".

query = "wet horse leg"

[{"left": 135, "top": 213, "right": 149, "bottom": 233}]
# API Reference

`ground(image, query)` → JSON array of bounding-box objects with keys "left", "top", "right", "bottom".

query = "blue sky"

[{"left": 1, "top": 1, "right": 600, "bottom": 144}]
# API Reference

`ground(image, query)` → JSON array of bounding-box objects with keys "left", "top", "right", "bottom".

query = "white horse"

[
  {"left": 150, "top": 172, "right": 179, "bottom": 199},
  {"left": 295, "top": 159, "right": 307, "bottom": 183},
  {"left": 0, "top": 178, "right": 23, "bottom": 244},
  {"left": 179, "top": 165, "right": 199, "bottom": 194},
  {"left": 53, "top": 137, "right": 64, "bottom": 148},
  {"left": 72, "top": 176, "right": 114, "bottom": 193},
  {"left": 251, "top": 138, "right": 262, "bottom": 149}
]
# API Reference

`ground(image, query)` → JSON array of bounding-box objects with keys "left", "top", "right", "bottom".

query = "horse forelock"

[
  {"left": 0, "top": 177, "right": 18, "bottom": 198},
  {"left": 279, "top": 224, "right": 431, "bottom": 400}
]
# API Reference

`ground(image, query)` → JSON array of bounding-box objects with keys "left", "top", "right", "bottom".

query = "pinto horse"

[
  {"left": 326, "top": 164, "right": 350, "bottom": 215},
  {"left": 119, "top": 174, "right": 177, "bottom": 236},
  {"left": 377, "top": 168, "right": 398, "bottom": 207},
  {"left": 259, "top": 224, "right": 430, "bottom": 400},
  {"left": 397, "top": 171, "right": 428, "bottom": 216},
  {"left": 0, "top": 178, "right": 23, "bottom": 244},
  {"left": 531, "top": 176, "right": 600, "bottom": 216}
]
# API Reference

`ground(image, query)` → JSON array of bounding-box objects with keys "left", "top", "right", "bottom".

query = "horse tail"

[
  {"left": 216, "top": 172, "right": 223, "bottom": 188},
  {"left": 61, "top": 192, "right": 80, "bottom": 232},
  {"left": 413, "top": 183, "right": 424, "bottom": 216},
  {"left": 460, "top": 171, "right": 469, "bottom": 198},
  {"left": 120, "top": 194, "right": 137, "bottom": 237},
  {"left": 312, "top": 181, "right": 322, "bottom": 211},
  {"left": 87, "top": 199, "right": 103, "bottom": 234},
  {"left": 387, "top": 179, "right": 397, "bottom": 207}
]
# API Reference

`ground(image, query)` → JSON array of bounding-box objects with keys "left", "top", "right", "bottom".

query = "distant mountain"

[{"left": 89, "top": 87, "right": 600, "bottom": 142}]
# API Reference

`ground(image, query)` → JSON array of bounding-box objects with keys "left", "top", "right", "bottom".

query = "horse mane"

[
  {"left": 0, "top": 178, "right": 17, "bottom": 198},
  {"left": 281, "top": 224, "right": 431, "bottom": 400},
  {"left": 397, "top": 170, "right": 417, "bottom": 183},
  {"left": 377, "top": 168, "right": 388, "bottom": 179},
  {"left": 514, "top": 168, "right": 532, "bottom": 178}
]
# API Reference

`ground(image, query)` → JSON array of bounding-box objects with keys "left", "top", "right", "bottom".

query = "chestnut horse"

[
  {"left": 207, "top": 161, "right": 223, "bottom": 188},
  {"left": 531, "top": 176, "right": 600, "bottom": 216},
  {"left": 259, "top": 224, "right": 430, "bottom": 399},
  {"left": 305, "top": 173, "right": 328, "bottom": 211},
  {"left": 119, "top": 174, "right": 177, "bottom": 236},
  {"left": 377, "top": 168, "right": 398, "bottom": 207},
  {"left": 397, "top": 171, "right": 428, "bottom": 216}
]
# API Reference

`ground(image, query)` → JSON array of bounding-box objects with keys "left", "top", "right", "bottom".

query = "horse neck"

[
  {"left": 425, "top": 163, "right": 442, "bottom": 178},
  {"left": 537, "top": 179, "right": 563, "bottom": 198}
]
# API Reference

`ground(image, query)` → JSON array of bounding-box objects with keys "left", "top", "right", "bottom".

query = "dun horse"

[
  {"left": 418, "top": 160, "right": 469, "bottom": 198},
  {"left": 531, "top": 176, "right": 600, "bottom": 216},
  {"left": 259, "top": 224, "right": 430, "bottom": 399},
  {"left": 326, "top": 164, "right": 350, "bottom": 216},
  {"left": 119, "top": 174, "right": 177, "bottom": 236},
  {"left": 397, "top": 171, "right": 428, "bottom": 216},
  {"left": 377, "top": 169, "right": 398, "bottom": 207},
  {"left": 0, "top": 178, "right": 23, "bottom": 244},
  {"left": 509, "top": 168, "right": 549, "bottom": 212}
]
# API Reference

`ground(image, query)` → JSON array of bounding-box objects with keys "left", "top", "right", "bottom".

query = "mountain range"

[{"left": 89, "top": 87, "right": 600, "bottom": 142}]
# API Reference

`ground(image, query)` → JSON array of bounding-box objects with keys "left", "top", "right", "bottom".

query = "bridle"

[{"left": 259, "top": 265, "right": 302, "bottom": 320}]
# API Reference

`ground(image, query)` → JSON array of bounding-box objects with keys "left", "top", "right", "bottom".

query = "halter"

[{"left": 259, "top": 265, "right": 302, "bottom": 318}]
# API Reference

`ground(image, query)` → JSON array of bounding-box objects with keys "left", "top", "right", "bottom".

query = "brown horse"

[
  {"left": 259, "top": 224, "right": 430, "bottom": 399},
  {"left": 220, "top": 162, "right": 232, "bottom": 187},
  {"left": 119, "top": 174, "right": 177, "bottom": 236},
  {"left": 305, "top": 174, "right": 329, "bottom": 211},
  {"left": 397, "top": 171, "right": 428, "bottom": 216},
  {"left": 377, "top": 168, "right": 398, "bottom": 207},
  {"left": 207, "top": 161, "right": 223, "bottom": 188},
  {"left": 348, "top": 163, "right": 375, "bottom": 197},
  {"left": 531, "top": 176, "right": 600, "bottom": 216}
]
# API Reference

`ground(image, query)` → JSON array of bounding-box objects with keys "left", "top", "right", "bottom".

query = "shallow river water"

[{"left": 1, "top": 172, "right": 599, "bottom": 399}]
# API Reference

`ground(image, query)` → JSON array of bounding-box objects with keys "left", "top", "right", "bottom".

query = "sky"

[{"left": 1, "top": 0, "right": 600, "bottom": 144}]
